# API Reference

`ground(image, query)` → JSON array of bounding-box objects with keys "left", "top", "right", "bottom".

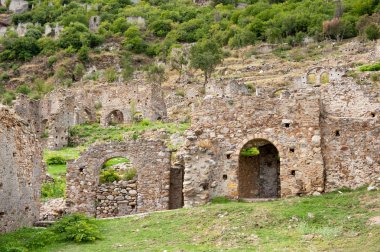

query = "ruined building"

[
  {"left": 179, "top": 73, "right": 379, "bottom": 207},
  {"left": 14, "top": 82, "right": 167, "bottom": 150},
  {"left": 0, "top": 106, "right": 44, "bottom": 233}
]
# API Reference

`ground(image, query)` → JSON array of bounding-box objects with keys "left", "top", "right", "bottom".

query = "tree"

[{"left": 190, "top": 39, "right": 223, "bottom": 83}]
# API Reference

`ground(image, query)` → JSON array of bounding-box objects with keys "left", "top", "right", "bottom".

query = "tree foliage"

[{"left": 190, "top": 39, "right": 223, "bottom": 83}]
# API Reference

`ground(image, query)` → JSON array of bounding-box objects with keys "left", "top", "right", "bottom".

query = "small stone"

[
  {"left": 312, "top": 191, "right": 321, "bottom": 196},
  {"left": 129, "top": 190, "right": 137, "bottom": 195},
  {"left": 106, "top": 195, "right": 114, "bottom": 200},
  {"left": 367, "top": 186, "right": 378, "bottom": 191}
]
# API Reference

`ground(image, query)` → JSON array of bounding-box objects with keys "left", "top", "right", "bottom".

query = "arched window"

[{"left": 105, "top": 110, "right": 124, "bottom": 126}]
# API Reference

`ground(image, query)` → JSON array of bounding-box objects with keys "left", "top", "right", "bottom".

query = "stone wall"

[
  {"left": 180, "top": 87, "right": 325, "bottom": 207},
  {"left": 96, "top": 180, "right": 137, "bottom": 218},
  {"left": 320, "top": 82, "right": 380, "bottom": 191},
  {"left": 14, "top": 81, "right": 167, "bottom": 149},
  {"left": 0, "top": 106, "right": 43, "bottom": 233},
  {"left": 66, "top": 139, "right": 172, "bottom": 217}
]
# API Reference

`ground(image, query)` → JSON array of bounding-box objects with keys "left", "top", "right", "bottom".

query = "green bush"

[
  {"left": 359, "top": 62, "right": 380, "bottom": 71},
  {"left": 123, "top": 168, "right": 137, "bottom": 181},
  {"left": 365, "top": 24, "right": 380, "bottom": 40},
  {"left": 15, "top": 84, "right": 31, "bottom": 95},
  {"left": 46, "top": 155, "right": 66, "bottom": 165},
  {"left": 41, "top": 177, "right": 66, "bottom": 199},
  {"left": 73, "top": 63, "right": 85, "bottom": 81},
  {"left": 47, "top": 55, "right": 58, "bottom": 67},
  {"left": 100, "top": 168, "right": 121, "bottom": 183},
  {"left": 78, "top": 46, "right": 89, "bottom": 62},
  {"left": 104, "top": 67, "right": 118, "bottom": 82},
  {"left": 240, "top": 147, "right": 260, "bottom": 157},
  {"left": 52, "top": 214, "right": 101, "bottom": 243}
]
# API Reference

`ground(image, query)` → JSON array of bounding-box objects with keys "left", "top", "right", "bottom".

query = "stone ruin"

[
  {"left": 0, "top": 106, "right": 44, "bottom": 233},
  {"left": 179, "top": 79, "right": 379, "bottom": 207},
  {"left": 1, "top": 61, "right": 379, "bottom": 232},
  {"left": 127, "top": 16, "right": 146, "bottom": 29},
  {"left": 66, "top": 139, "right": 174, "bottom": 217},
  {"left": 89, "top": 16, "right": 100, "bottom": 32},
  {"left": 0, "top": 0, "right": 28, "bottom": 13},
  {"left": 294, "top": 66, "right": 346, "bottom": 87},
  {"left": 14, "top": 81, "right": 167, "bottom": 149}
]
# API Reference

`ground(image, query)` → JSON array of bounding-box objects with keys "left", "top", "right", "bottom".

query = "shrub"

[
  {"left": 123, "top": 168, "right": 137, "bottom": 181},
  {"left": 149, "top": 19, "right": 173, "bottom": 37},
  {"left": 78, "top": 46, "right": 89, "bottom": 62},
  {"left": 52, "top": 214, "right": 101, "bottom": 243},
  {"left": 240, "top": 147, "right": 260, "bottom": 157},
  {"left": 41, "top": 177, "right": 66, "bottom": 199},
  {"left": 365, "top": 24, "right": 380, "bottom": 40},
  {"left": 104, "top": 67, "right": 118, "bottom": 82},
  {"left": 359, "top": 62, "right": 380, "bottom": 71},
  {"left": 46, "top": 155, "right": 66, "bottom": 165},
  {"left": 99, "top": 168, "right": 121, "bottom": 183},
  {"left": 47, "top": 56, "right": 58, "bottom": 67},
  {"left": 1, "top": 92, "right": 15, "bottom": 105},
  {"left": 73, "top": 63, "right": 85, "bottom": 81},
  {"left": 175, "top": 88, "right": 185, "bottom": 97},
  {"left": 16, "top": 84, "right": 31, "bottom": 95}
]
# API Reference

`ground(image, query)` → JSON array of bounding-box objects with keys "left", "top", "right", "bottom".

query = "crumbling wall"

[
  {"left": 14, "top": 81, "right": 167, "bottom": 149},
  {"left": 181, "top": 88, "right": 325, "bottom": 207},
  {"left": 0, "top": 106, "right": 43, "bottom": 233},
  {"left": 66, "top": 139, "right": 171, "bottom": 217},
  {"left": 320, "top": 82, "right": 380, "bottom": 191}
]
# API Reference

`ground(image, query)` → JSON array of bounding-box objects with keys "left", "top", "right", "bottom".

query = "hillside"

[
  {"left": 1, "top": 0, "right": 380, "bottom": 105},
  {"left": 1, "top": 188, "right": 379, "bottom": 251}
]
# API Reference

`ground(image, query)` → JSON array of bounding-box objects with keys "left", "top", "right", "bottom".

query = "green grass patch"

[
  {"left": 2, "top": 189, "right": 378, "bottom": 252},
  {"left": 359, "top": 62, "right": 380, "bottom": 72},
  {"left": 41, "top": 177, "right": 66, "bottom": 199},
  {"left": 102, "top": 157, "right": 129, "bottom": 169},
  {"left": 69, "top": 121, "right": 190, "bottom": 146}
]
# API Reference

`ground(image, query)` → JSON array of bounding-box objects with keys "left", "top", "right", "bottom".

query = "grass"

[
  {"left": 2, "top": 188, "right": 378, "bottom": 251},
  {"left": 69, "top": 121, "right": 190, "bottom": 146},
  {"left": 102, "top": 157, "right": 130, "bottom": 169},
  {"left": 359, "top": 62, "right": 380, "bottom": 72}
]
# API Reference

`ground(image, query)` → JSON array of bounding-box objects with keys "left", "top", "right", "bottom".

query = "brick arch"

[{"left": 66, "top": 139, "right": 171, "bottom": 217}]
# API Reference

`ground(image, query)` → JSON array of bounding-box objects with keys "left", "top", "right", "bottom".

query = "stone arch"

[
  {"left": 307, "top": 73, "right": 317, "bottom": 84},
  {"left": 40, "top": 118, "right": 49, "bottom": 137},
  {"left": 66, "top": 140, "right": 171, "bottom": 217},
  {"left": 236, "top": 137, "right": 281, "bottom": 199},
  {"left": 320, "top": 71, "right": 330, "bottom": 84},
  {"left": 105, "top": 110, "right": 124, "bottom": 126}
]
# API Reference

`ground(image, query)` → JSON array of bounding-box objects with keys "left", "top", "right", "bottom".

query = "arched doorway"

[
  {"left": 105, "top": 110, "right": 124, "bottom": 126},
  {"left": 96, "top": 156, "right": 137, "bottom": 218},
  {"left": 238, "top": 139, "right": 280, "bottom": 199}
]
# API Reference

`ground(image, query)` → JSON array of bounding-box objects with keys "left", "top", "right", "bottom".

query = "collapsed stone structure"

[
  {"left": 0, "top": 0, "right": 28, "bottom": 13},
  {"left": 66, "top": 139, "right": 174, "bottom": 217},
  {"left": 179, "top": 78, "right": 379, "bottom": 207},
  {"left": 14, "top": 82, "right": 167, "bottom": 149},
  {"left": 0, "top": 106, "right": 44, "bottom": 233}
]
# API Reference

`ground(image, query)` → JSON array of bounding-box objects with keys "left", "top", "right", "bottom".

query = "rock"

[
  {"left": 129, "top": 190, "right": 137, "bottom": 195},
  {"left": 368, "top": 216, "right": 380, "bottom": 226},
  {"left": 106, "top": 195, "right": 114, "bottom": 200},
  {"left": 312, "top": 191, "right": 321, "bottom": 196},
  {"left": 367, "top": 186, "right": 378, "bottom": 191}
]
